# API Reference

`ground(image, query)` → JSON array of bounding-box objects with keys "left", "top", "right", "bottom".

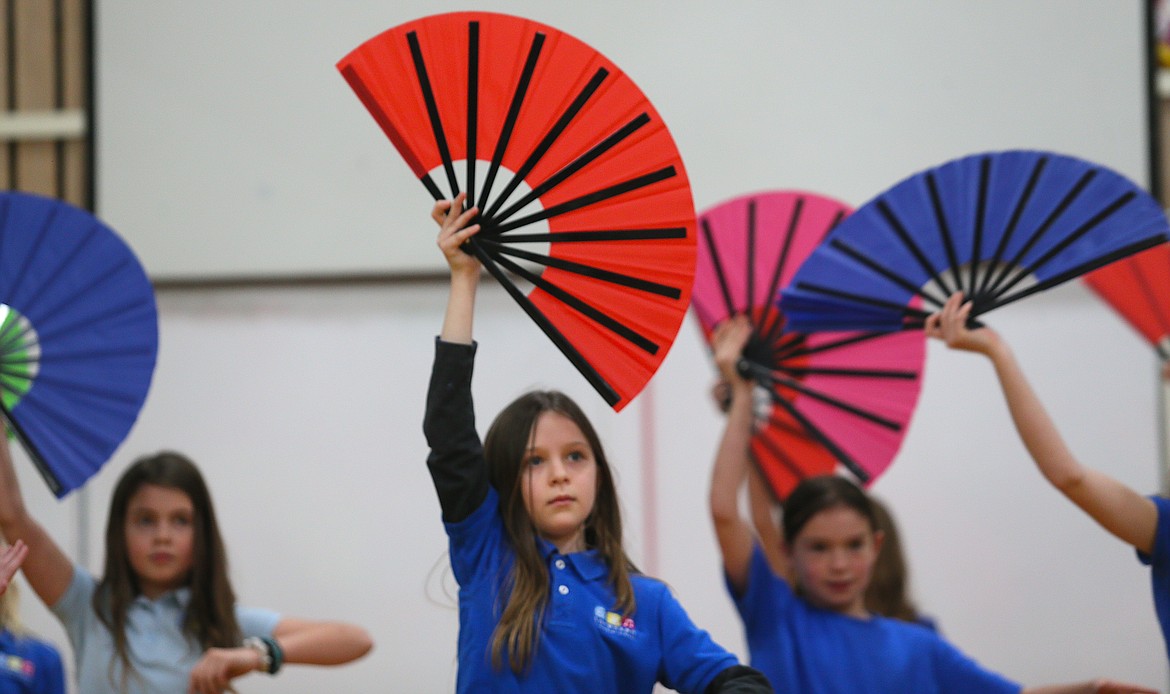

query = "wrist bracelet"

[
  {"left": 242, "top": 636, "right": 271, "bottom": 673},
  {"left": 260, "top": 636, "right": 283, "bottom": 675}
]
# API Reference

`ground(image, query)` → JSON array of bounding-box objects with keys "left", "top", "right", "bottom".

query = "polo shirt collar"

[
  {"left": 536, "top": 537, "right": 609, "bottom": 580},
  {"left": 133, "top": 586, "right": 192, "bottom": 609}
]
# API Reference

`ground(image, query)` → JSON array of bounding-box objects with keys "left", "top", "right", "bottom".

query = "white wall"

[
  {"left": 10, "top": 279, "right": 1165, "bottom": 691},
  {"left": 7, "top": 1, "right": 1161, "bottom": 692},
  {"left": 95, "top": 0, "right": 1149, "bottom": 279}
]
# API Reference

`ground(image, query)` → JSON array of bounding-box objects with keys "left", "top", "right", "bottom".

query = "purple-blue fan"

[
  {"left": 0, "top": 192, "right": 158, "bottom": 497},
  {"left": 780, "top": 150, "right": 1170, "bottom": 332}
]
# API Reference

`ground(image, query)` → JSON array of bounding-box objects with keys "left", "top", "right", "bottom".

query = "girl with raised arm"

[
  {"left": 424, "top": 194, "right": 771, "bottom": 693},
  {"left": 710, "top": 312, "right": 1155, "bottom": 693}
]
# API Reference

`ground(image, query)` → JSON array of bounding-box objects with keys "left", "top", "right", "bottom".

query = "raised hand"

[
  {"left": 712, "top": 315, "right": 753, "bottom": 387},
  {"left": 433, "top": 192, "right": 481, "bottom": 278},
  {"left": 0, "top": 540, "right": 27, "bottom": 594},
  {"left": 923, "top": 292, "right": 1000, "bottom": 355}
]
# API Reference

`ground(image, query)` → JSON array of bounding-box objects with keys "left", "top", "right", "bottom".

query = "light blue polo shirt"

[
  {"left": 50, "top": 565, "right": 280, "bottom": 694},
  {"left": 447, "top": 487, "right": 739, "bottom": 693}
]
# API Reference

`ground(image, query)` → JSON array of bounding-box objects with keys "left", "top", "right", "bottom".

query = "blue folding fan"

[
  {"left": 780, "top": 150, "right": 1170, "bottom": 332},
  {"left": 0, "top": 192, "right": 158, "bottom": 497}
]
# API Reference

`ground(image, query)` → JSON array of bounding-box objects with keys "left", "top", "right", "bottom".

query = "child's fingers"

[
  {"left": 452, "top": 205, "right": 480, "bottom": 231},
  {"left": 957, "top": 300, "right": 974, "bottom": 325},
  {"left": 432, "top": 193, "right": 467, "bottom": 227},
  {"left": 439, "top": 224, "right": 481, "bottom": 254},
  {"left": 712, "top": 315, "right": 749, "bottom": 345},
  {"left": 444, "top": 192, "right": 468, "bottom": 221},
  {"left": 455, "top": 224, "right": 481, "bottom": 243}
]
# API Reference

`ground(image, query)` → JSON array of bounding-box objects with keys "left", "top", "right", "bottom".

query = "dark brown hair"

[
  {"left": 864, "top": 496, "right": 923, "bottom": 623},
  {"left": 96, "top": 451, "right": 240, "bottom": 688},
  {"left": 483, "top": 390, "right": 636, "bottom": 673},
  {"left": 782, "top": 474, "right": 878, "bottom": 544}
]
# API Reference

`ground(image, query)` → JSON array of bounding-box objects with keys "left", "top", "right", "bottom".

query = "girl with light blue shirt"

[{"left": 0, "top": 442, "right": 373, "bottom": 693}]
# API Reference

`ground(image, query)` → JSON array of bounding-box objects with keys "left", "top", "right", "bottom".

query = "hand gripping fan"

[
  {"left": 779, "top": 151, "right": 1170, "bottom": 332},
  {"left": 694, "top": 191, "right": 925, "bottom": 499},
  {"left": 1083, "top": 243, "right": 1170, "bottom": 359},
  {"left": 338, "top": 11, "right": 696, "bottom": 411},
  {"left": 0, "top": 192, "right": 158, "bottom": 498}
]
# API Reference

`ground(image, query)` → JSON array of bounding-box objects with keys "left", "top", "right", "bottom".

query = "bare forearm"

[
  {"left": 747, "top": 462, "right": 788, "bottom": 579},
  {"left": 0, "top": 434, "right": 30, "bottom": 534},
  {"left": 1023, "top": 679, "right": 1157, "bottom": 694},
  {"left": 439, "top": 269, "right": 478, "bottom": 345},
  {"left": 710, "top": 382, "right": 759, "bottom": 589},
  {"left": 708, "top": 316, "right": 760, "bottom": 589},
  {"left": 273, "top": 620, "right": 373, "bottom": 666},
  {"left": 0, "top": 433, "right": 72, "bottom": 605},
  {"left": 987, "top": 339, "right": 1157, "bottom": 551},
  {"left": 1024, "top": 685, "right": 1090, "bottom": 694},
  {"left": 985, "top": 339, "right": 1082, "bottom": 489},
  {"left": 710, "top": 384, "right": 755, "bottom": 523}
]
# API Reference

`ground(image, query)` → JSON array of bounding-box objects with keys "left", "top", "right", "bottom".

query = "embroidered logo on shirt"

[
  {"left": 593, "top": 605, "right": 636, "bottom": 638},
  {"left": 1, "top": 654, "right": 33, "bottom": 679}
]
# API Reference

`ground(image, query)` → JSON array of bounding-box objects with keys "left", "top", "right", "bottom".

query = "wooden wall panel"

[
  {"left": 1, "top": 1, "right": 12, "bottom": 191},
  {"left": 12, "top": 1, "right": 55, "bottom": 195},
  {"left": 1161, "top": 97, "right": 1170, "bottom": 205},
  {"left": 1, "top": 0, "right": 91, "bottom": 206},
  {"left": 59, "top": 0, "right": 88, "bottom": 207}
]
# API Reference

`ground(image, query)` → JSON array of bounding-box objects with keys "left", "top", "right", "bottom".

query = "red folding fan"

[
  {"left": 1083, "top": 242, "right": 1170, "bottom": 359},
  {"left": 338, "top": 12, "right": 696, "bottom": 411}
]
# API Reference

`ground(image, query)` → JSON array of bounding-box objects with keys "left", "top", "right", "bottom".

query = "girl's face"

[
  {"left": 124, "top": 483, "right": 196, "bottom": 599},
  {"left": 786, "top": 505, "right": 883, "bottom": 618},
  {"left": 520, "top": 411, "right": 598, "bottom": 554}
]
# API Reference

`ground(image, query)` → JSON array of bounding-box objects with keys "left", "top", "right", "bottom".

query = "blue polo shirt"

[
  {"left": 728, "top": 543, "right": 1021, "bottom": 693},
  {"left": 1136, "top": 495, "right": 1170, "bottom": 662},
  {"left": 0, "top": 628, "right": 64, "bottom": 694},
  {"left": 50, "top": 565, "right": 280, "bottom": 694},
  {"left": 448, "top": 487, "right": 739, "bottom": 693}
]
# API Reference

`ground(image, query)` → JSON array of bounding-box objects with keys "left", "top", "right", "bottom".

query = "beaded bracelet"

[
  {"left": 243, "top": 636, "right": 283, "bottom": 675},
  {"left": 260, "top": 636, "right": 283, "bottom": 675}
]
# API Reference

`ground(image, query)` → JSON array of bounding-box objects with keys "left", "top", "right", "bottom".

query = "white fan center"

[{"left": 428, "top": 160, "right": 551, "bottom": 278}]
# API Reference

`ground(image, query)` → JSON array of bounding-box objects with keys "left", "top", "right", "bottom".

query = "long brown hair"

[
  {"left": 97, "top": 452, "right": 240, "bottom": 689},
  {"left": 483, "top": 391, "right": 637, "bottom": 673},
  {"left": 864, "top": 496, "right": 923, "bottom": 623}
]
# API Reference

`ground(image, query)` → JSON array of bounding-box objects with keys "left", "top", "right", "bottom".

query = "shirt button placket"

[{"left": 554, "top": 557, "right": 569, "bottom": 597}]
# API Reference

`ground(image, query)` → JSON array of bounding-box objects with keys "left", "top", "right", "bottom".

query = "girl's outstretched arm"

[
  {"left": 0, "top": 424, "right": 74, "bottom": 607},
  {"left": 711, "top": 378, "right": 787, "bottom": 579},
  {"left": 0, "top": 540, "right": 27, "bottom": 594},
  {"left": 925, "top": 293, "right": 1157, "bottom": 554},
  {"left": 747, "top": 465, "right": 789, "bottom": 581},
  {"left": 423, "top": 194, "right": 490, "bottom": 526},
  {"left": 1022, "top": 678, "right": 1158, "bottom": 693},
  {"left": 708, "top": 316, "right": 768, "bottom": 593},
  {"left": 270, "top": 617, "right": 373, "bottom": 665},
  {"left": 188, "top": 618, "right": 373, "bottom": 693}
]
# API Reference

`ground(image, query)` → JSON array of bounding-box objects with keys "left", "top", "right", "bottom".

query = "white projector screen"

[{"left": 96, "top": 1, "right": 1150, "bottom": 281}]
